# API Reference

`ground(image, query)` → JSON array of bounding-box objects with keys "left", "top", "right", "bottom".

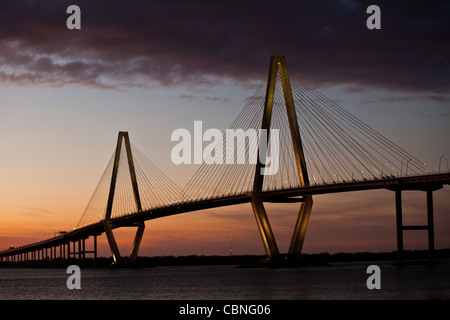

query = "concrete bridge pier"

[{"left": 391, "top": 183, "right": 442, "bottom": 265}]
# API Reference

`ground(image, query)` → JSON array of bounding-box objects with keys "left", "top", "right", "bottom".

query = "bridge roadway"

[{"left": 1, "top": 173, "right": 449, "bottom": 260}]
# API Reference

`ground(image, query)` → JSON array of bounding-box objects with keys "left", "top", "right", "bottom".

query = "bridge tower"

[
  {"left": 252, "top": 56, "right": 313, "bottom": 261},
  {"left": 104, "top": 131, "right": 145, "bottom": 264}
]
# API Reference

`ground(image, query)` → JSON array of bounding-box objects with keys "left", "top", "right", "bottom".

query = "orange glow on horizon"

[{"left": 2, "top": 189, "right": 450, "bottom": 256}]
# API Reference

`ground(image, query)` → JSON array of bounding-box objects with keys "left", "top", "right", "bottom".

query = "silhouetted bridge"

[{"left": 1, "top": 57, "right": 449, "bottom": 265}]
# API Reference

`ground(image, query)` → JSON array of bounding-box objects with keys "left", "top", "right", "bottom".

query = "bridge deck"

[{"left": 1, "top": 173, "right": 448, "bottom": 258}]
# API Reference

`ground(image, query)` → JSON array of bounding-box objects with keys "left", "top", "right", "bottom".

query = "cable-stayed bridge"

[{"left": 1, "top": 56, "right": 449, "bottom": 265}]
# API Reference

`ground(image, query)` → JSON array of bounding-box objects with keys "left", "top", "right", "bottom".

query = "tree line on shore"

[{"left": 1, "top": 249, "right": 449, "bottom": 268}]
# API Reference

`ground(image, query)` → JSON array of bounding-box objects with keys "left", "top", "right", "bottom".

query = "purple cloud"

[{"left": 0, "top": 0, "right": 448, "bottom": 92}]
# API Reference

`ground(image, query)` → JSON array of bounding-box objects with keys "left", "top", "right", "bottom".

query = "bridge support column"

[
  {"left": 426, "top": 190, "right": 435, "bottom": 261},
  {"left": 250, "top": 56, "right": 313, "bottom": 262},
  {"left": 93, "top": 235, "right": 98, "bottom": 266},
  {"left": 288, "top": 195, "right": 313, "bottom": 258},
  {"left": 392, "top": 187, "right": 439, "bottom": 265},
  {"left": 67, "top": 242, "right": 71, "bottom": 262},
  {"left": 130, "top": 222, "right": 145, "bottom": 262},
  {"left": 104, "top": 221, "right": 121, "bottom": 264},
  {"left": 104, "top": 220, "right": 146, "bottom": 264},
  {"left": 395, "top": 190, "right": 404, "bottom": 264},
  {"left": 251, "top": 196, "right": 279, "bottom": 260},
  {"left": 102, "top": 131, "right": 145, "bottom": 265}
]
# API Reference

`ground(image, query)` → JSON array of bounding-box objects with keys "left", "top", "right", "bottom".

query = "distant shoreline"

[{"left": 1, "top": 249, "right": 449, "bottom": 268}]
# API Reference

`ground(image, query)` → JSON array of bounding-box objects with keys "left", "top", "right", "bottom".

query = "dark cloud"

[{"left": 0, "top": 0, "right": 449, "bottom": 92}]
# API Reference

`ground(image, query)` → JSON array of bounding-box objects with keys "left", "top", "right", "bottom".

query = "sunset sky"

[{"left": 0, "top": 0, "right": 449, "bottom": 257}]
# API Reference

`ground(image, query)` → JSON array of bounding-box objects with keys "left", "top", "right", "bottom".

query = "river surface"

[{"left": 0, "top": 260, "right": 449, "bottom": 300}]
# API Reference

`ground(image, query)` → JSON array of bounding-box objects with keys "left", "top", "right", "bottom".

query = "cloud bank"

[{"left": 0, "top": 0, "right": 448, "bottom": 91}]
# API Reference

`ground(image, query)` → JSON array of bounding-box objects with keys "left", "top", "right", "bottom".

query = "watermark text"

[{"left": 171, "top": 121, "right": 279, "bottom": 175}]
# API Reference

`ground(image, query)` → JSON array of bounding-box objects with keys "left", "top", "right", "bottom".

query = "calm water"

[{"left": 0, "top": 260, "right": 449, "bottom": 300}]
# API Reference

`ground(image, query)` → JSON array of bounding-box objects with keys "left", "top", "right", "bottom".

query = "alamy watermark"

[
  {"left": 66, "top": 4, "right": 380, "bottom": 31},
  {"left": 66, "top": 5, "right": 81, "bottom": 30},
  {"left": 171, "top": 121, "right": 280, "bottom": 176},
  {"left": 66, "top": 265, "right": 81, "bottom": 289},
  {"left": 366, "top": 5, "right": 381, "bottom": 30},
  {"left": 366, "top": 265, "right": 381, "bottom": 290}
]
